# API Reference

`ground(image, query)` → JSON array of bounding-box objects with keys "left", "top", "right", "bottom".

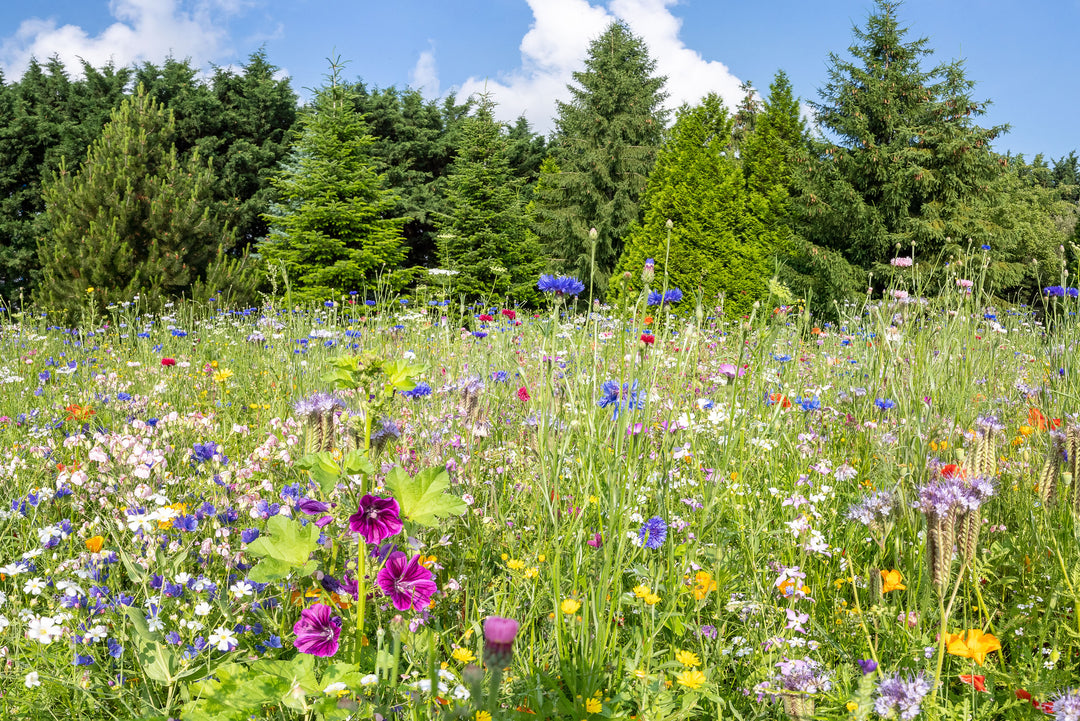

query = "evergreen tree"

[
  {"left": 36, "top": 87, "right": 247, "bottom": 318},
  {"left": 535, "top": 21, "right": 667, "bottom": 295},
  {"left": 789, "top": 0, "right": 1007, "bottom": 309},
  {"left": 613, "top": 94, "right": 769, "bottom": 316},
  {"left": 260, "top": 61, "right": 405, "bottom": 301},
  {"left": 436, "top": 94, "right": 541, "bottom": 302}
]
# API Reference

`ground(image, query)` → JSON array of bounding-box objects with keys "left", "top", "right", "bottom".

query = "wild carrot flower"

[{"left": 292, "top": 603, "right": 342, "bottom": 657}]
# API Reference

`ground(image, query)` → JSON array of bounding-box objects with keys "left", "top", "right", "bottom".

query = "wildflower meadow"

[{"left": 2, "top": 257, "right": 1080, "bottom": 721}]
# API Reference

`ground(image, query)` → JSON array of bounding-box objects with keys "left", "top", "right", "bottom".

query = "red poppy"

[
  {"left": 161, "top": 358, "right": 176, "bottom": 366},
  {"left": 1028, "top": 407, "right": 1061, "bottom": 431},
  {"left": 65, "top": 405, "right": 95, "bottom": 422},
  {"left": 640, "top": 333, "right": 655, "bottom": 346},
  {"left": 959, "top": 674, "right": 986, "bottom": 692},
  {"left": 940, "top": 464, "right": 963, "bottom": 479},
  {"left": 769, "top": 393, "right": 792, "bottom": 409}
]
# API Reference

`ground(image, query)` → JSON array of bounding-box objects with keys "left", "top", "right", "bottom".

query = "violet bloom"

[
  {"left": 348, "top": 495, "right": 403, "bottom": 545},
  {"left": 873, "top": 671, "right": 931, "bottom": 720},
  {"left": 292, "top": 603, "right": 342, "bottom": 657},
  {"left": 297, "top": 498, "right": 331, "bottom": 515},
  {"left": 717, "top": 363, "right": 746, "bottom": 380},
  {"left": 483, "top": 616, "right": 520, "bottom": 668},
  {"left": 376, "top": 552, "right": 438, "bottom": 612}
]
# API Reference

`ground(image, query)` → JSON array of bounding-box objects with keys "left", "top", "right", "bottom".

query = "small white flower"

[
  {"left": 24, "top": 671, "right": 41, "bottom": 688},
  {"left": 84, "top": 625, "right": 107, "bottom": 643},
  {"left": 22, "top": 577, "right": 47, "bottom": 596},
  {"left": 360, "top": 673, "right": 379, "bottom": 686},
  {"left": 208, "top": 626, "right": 237, "bottom": 652},
  {"left": 26, "top": 616, "right": 59, "bottom": 645},
  {"left": 230, "top": 581, "right": 253, "bottom": 599},
  {"left": 323, "top": 681, "right": 348, "bottom": 696},
  {"left": 194, "top": 601, "right": 212, "bottom": 617}
]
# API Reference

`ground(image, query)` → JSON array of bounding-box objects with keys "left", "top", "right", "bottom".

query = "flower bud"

[{"left": 482, "top": 616, "right": 519, "bottom": 668}]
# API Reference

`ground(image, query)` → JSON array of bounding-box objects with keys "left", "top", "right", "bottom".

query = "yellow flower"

[
  {"left": 85, "top": 536, "right": 105, "bottom": 553},
  {"left": 585, "top": 697, "right": 602, "bottom": 713},
  {"left": 501, "top": 553, "right": 509, "bottom": 561},
  {"left": 507, "top": 559, "right": 525, "bottom": 571},
  {"left": 451, "top": 647, "right": 476, "bottom": 664},
  {"left": 632, "top": 669, "right": 649, "bottom": 680},
  {"left": 644, "top": 592, "right": 661, "bottom": 606},
  {"left": 213, "top": 369, "right": 234, "bottom": 383},
  {"left": 846, "top": 701, "right": 859, "bottom": 712},
  {"left": 880, "top": 569, "right": 907, "bottom": 593},
  {"left": 475, "top": 712, "right": 492, "bottom": 721},
  {"left": 560, "top": 598, "right": 581, "bottom": 615},
  {"left": 633, "top": 583, "right": 651, "bottom": 599},
  {"left": 946, "top": 629, "right": 1001, "bottom": 666},
  {"left": 693, "top": 571, "right": 717, "bottom": 600},
  {"left": 674, "top": 649, "right": 701, "bottom": 667},
  {"left": 675, "top": 669, "right": 706, "bottom": 690},
  {"left": 538, "top": 554, "right": 546, "bottom": 563},
  {"left": 524, "top": 567, "right": 539, "bottom": 579},
  {"left": 86, "top": 287, "right": 95, "bottom": 293}
]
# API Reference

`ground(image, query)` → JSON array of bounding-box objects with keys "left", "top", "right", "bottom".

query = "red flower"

[
  {"left": 161, "top": 358, "right": 176, "bottom": 366},
  {"left": 959, "top": 674, "right": 986, "bottom": 692},
  {"left": 478, "top": 314, "right": 494, "bottom": 322},
  {"left": 517, "top": 386, "right": 530, "bottom": 402},
  {"left": 940, "top": 463, "right": 963, "bottom": 479},
  {"left": 769, "top": 393, "right": 792, "bottom": 409},
  {"left": 501, "top": 309, "right": 516, "bottom": 320},
  {"left": 640, "top": 333, "right": 655, "bottom": 346}
]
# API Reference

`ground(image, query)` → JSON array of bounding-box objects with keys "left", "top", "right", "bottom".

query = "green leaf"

[
  {"left": 384, "top": 465, "right": 467, "bottom": 527},
  {"left": 341, "top": 449, "right": 375, "bottom": 477},
  {"left": 296, "top": 451, "right": 343, "bottom": 493},
  {"left": 382, "top": 358, "right": 427, "bottom": 392},
  {"left": 245, "top": 515, "right": 320, "bottom": 573},
  {"left": 123, "top": 608, "right": 182, "bottom": 685}
]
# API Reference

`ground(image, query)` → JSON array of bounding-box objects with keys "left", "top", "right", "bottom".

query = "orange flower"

[
  {"left": 85, "top": 536, "right": 105, "bottom": 554},
  {"left": 880, "top": 569, "right": 906, "bottom": 592},
  {"left": 692, "top": 571, "right": 717, "bottom": 600},
  {"left": 769, "top": 393, "right": 792, "bottom": 409},
  {"left": 65, "top": 404, "right": 95, "bottom": 422},
  {"left": 946, "top": 629, "right": 1001, "bottom": 666},
  {"left": 1027, "top": 407, "right": 1061, "bottom": 431},
  {"left": 643, "top": 316, "right": 654, "bottom": 325},
  {"left": 959, "top": 674, "right": 987, "bottom": 692}
]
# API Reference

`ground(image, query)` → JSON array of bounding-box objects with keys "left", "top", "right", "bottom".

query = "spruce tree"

[
  {"left": 613, "top": 94, "right": 768, "bottom": 317},
  {"left": 259, "top": 61, "right": 405, "bottom": 301},
  {"left": 535, "top": 21, "right": 667, "bottom": 295},
  {"left": 36, "top": 87, "right": 242, "bottom": 318},
  {"left": 436, "top": 94, "right": 541, "bottom": 302},
  {"left": 790, "top": 0, "right": 1006, "bottom": 308}
]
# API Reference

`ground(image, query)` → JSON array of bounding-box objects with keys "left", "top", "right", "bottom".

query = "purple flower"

[
  {"left": 297, "top": 498, "right": 331, "bottom": 515},
  {"left": 647, "top": 288, "right": 684, "bottom": 306},
  {"left": 1053, "top": 688, "right": 1080, "bottom": 721},
  {"left": 638, "top": 517, "right": 667, "bottom": 549},
  {"left": 376, "top": 552, "right": 438, "bottom": 612},
  {"left": 483, "top": 616, "right": 519, "bottom": 667},
  {"left": 292, "top": 603, "right": 342, "bottom": 657},
  {"left": 873, "top": 671, "right": 931, "bottom": 720},
  {"left": 538, "top": 274, "right": 585, "bottom": 297},
  {"left": 856, "top": 658, "right": 878, "bottom": 675},
  {"left": 348, "top": 495, "right": 403, "bottom": 545},
  {"left": 770, "top": 657, "right": 832, "bottom": 694},
  {"left": 192, "top": 442, "right": 217, "bottom": 463},
  {"left": 847, "top": 490, "right": 896, "bottom": 528},
  {"left": 717, "top": 363, "right": 746, "bottom": 380}
]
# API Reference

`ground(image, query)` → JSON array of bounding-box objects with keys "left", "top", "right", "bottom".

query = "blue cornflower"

[
  {"left": 116, "top": 392, "right": 132, "bottom": 401},
  {"left": 324, "top": 300, "right": 335, "bottom": 308},
  {"left": 1069, "top": 288, "right": 1080, "bottom": 298},
  {"left": 772, "top": 354, "right": 793, "bottom": 363},
  {"left": 638, "top": 517, "right": 667, "bottom": 549},
  {"left": 491, "top": 371, "right": 509, "bottom": 383},
  {"left": 795, "top": 396, "right": 821, "bottom": 412},
  {"left": 472, "top": 331, "right": 488, "bottom": 339},
  {"left": 192, "top": 442, "right": 217, "bottom": 463},
  {"left": 875, "top": 398, "right": 895, "bottom": 411},
  {"left": 981, "top": 244, "right": 991, "bottom": 250},
  {"left": 241, "top": 528, "right": 260, "bottom": 544},
  {"left": 401, "top": 381, "right": 432, "bottom": 399},
  {"left": 598, "top": 380, "right": 644, "bottom": 420},
  {"left": 646, "top": 288, "right": 684, "bottom": 306},
  {"left": 537, "top": 274, "right": 585, "bottom": 296},
  {"left": 1045, "top": 286, "right": 1066, "bottom": 298}
]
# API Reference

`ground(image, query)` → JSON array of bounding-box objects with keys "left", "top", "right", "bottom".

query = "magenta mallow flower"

[
  {"left": 349, "top": 494, "right": 403, "bottom": 544},
  {"left": 483, "top": 616, "right": 520, "bottom": 668},
  {"left": 292, "top": 603, "right": 342, "bottom": 657},
  {"left": 376, "top": 552, "right": 438, "bottom": 611},
  {"left": 717, "top": 363, "right": 746, "bottom": 380}
]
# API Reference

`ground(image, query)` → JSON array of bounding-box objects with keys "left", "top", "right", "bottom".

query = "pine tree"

[
  {"left": 259, "top": 61, "right": 405, "bottom": 301},
  {"left": 790, "top": 0, "right": 1007, "bottom": 309},
  {"left": 36, "top": 87, "right": 243, "bottom": 318},
  {"left": 535, "top": 21, "right": 667, "bottom": 295},
  {"left": 437, "top": 94, "right": 541, "bottom": 302},
  {"left": 613, "top": 94, "right": 769, "bottom": 317}
]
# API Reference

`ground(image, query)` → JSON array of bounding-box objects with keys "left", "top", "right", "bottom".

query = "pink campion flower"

[
  {"left": 348, "top": 495, "right": 403, "bottom": 544},
  {"left": 717, "top": 363, "right": 746, "bottom": 380},
  {"left": 586, "top": 532, "right": 603, "bottom": 548},
  {"left": 292, "top": 603, "right": 342, "bottom": 657},
  {"left": 377, "top": 552, "right": 438, "bottom": 611}
]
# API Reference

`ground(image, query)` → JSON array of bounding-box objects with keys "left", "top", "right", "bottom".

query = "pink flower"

[
  {"left": 348, "top": 495, "right": 403, "bottom": 544},
  {"left": 376, "top": 552, "right": 438, "bottom": 611},
  {"left": 161, "top": 358, "right": 176, "bottom": 367},
  {"left": 292, "top": 603, "right": 341, "bottom": 657},
  {"left": 717, "top": 363, "right": 746, "bottom": 380},
  {"left": 483, "top": 616, "right": 519, "bottom": 667},
  {"left": 517, "top": 386, "right": 530, "bottom": 402}
]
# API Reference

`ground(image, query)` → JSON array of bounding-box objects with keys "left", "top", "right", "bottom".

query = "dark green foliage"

[
  {"left": 259, "top": 63, "right": 405, "bottom": 302},
  {"left": 436, "top": 94, "right": 542, "bottom": 302},
  {"left": 535, "top": 21, "right": 668, "bottom": 296},
  {"left": 0, "top": 58, "right": 132, "bottom": 302},
  {"left": 613, "top": 95, "right": 770, "bottom": 317},
  {"left": 788, "top": 0, "right": 1008, "bottom": 311},
  {"left": 36, "top": 88, "right": 247, "bottom": 318}
]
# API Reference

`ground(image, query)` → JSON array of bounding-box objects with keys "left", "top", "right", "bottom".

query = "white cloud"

[
  {"left": 410, "top": 44, "right": 440, "bottom": 99},
  {"left": 0, "top": 0, "right": 244, "bottom": 79},
  {"left": 457, "top": 0, "right": 745, "bottom": 134}
]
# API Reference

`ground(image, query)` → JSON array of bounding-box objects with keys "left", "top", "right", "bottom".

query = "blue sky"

[{"left": 1, "top": 0, "right": 1077, "bottom": 162}]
